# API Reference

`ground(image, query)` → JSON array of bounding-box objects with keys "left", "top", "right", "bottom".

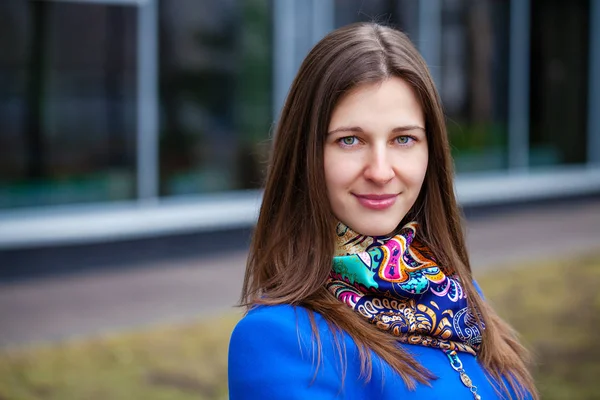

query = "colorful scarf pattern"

[{"left": 327, "top": 222, "right": 483, "bottom": 355}]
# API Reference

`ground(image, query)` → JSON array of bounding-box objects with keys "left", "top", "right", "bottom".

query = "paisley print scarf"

[{"left": 326, "top": 222, "right": 484, "bottom": 355}]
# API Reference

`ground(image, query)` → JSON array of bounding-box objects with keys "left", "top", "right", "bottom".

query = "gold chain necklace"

[{"left": 444, "top": 349, "right": 481, "bottom": 400}]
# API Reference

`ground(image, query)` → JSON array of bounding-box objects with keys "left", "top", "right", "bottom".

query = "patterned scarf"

[{"left": 326, "top": 221, "right": 483, "bottom": 355}]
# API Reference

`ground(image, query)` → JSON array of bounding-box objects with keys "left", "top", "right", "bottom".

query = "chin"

[{"left": 352, "top": 223, "right": 399, "bottom": 237}]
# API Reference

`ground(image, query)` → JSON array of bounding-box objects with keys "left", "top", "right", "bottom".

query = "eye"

[
  {"left": 339, "top": 136, "right": 358, "bottom": 146},
  {"left": 396, "top": 136, "right": 413, "bottom": 145}
]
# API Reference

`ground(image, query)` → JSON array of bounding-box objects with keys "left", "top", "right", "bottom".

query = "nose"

[{"left": 363, "top": 146, "right": 395, "bottom": 184}]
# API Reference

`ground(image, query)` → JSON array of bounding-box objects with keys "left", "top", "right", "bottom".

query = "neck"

[{"left": 333, "top": 221, "right": 397, "bottom": 256}]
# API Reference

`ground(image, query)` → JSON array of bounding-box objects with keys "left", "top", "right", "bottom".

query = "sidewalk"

[{"left": 1, "top": 199, "right": 599, "bottom": 347}]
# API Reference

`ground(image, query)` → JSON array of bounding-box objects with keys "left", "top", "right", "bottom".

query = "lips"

[{"left": 353, "top": 193, "right": 398, "bottom": 210}]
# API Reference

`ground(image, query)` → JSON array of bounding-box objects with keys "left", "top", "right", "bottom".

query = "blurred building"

[{"left": 0, "top": 0, "right": 599, "bottom": 250}]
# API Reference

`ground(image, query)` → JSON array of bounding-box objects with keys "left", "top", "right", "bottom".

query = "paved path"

[{"left": 1, "top": 199, "right": 599, "bottom": 348}]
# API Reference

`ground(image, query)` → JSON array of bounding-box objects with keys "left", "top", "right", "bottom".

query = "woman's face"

[{"left": 324, "top": 77, "right": 428, "bottom": 236}]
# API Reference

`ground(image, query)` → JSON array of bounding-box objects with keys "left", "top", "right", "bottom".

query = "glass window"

[
  {"left": 334, "top": 0, "right": 419, "bottom": 36},
  {"left": 158, "top": 0, "right": 272, "bottom": 196},
  {"left": 441, "top": 0, "right": 510, "bottom": 172},
  {"left": 529, "top": 0, "right": 589, "bottom": 166},
  {"left": 0, "top": 1, "right": 137, "bottom": 209}
]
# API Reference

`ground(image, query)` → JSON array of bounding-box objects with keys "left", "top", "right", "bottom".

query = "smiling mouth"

[{"left": 353, "top": 193, "right": 398, "bottom": 210}]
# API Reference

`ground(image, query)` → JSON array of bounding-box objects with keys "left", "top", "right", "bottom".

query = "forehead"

[{"left": 328, "top": 77, "right": 425, "bottom": 129}]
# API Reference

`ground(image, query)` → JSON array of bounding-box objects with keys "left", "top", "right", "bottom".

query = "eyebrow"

[{"left": 327, "top": 125, "right": 426, "bottom": 135}]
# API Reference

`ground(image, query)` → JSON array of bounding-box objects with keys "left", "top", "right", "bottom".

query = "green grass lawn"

[
  {"left": 0, "top": 252, "right": 598, "bottom": 400},
  {"left": 0, "top": 314, "right": 241, "bottom": 400},
  {"left": 477, "top": 251, "right": 600, "bottom": 400}
]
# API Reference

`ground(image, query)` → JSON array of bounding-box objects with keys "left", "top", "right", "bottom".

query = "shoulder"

[
  {"left": 229, "top": 304, "right": 333, "bottom": 366},
  {"left": 228, "top": 305, "right": 344, "bottom": 399},
  {"left": 232, "top": 303, "right": 307, "bottom": 332},
  {"left": 229, "top": 304, "right": 315, "bottom": 353},
  {"left": 472, "top": 279, "right": 485, "bottom": 298}
]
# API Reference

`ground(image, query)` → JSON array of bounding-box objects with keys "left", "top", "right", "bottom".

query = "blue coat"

[{"left": 228, "top": 304, "right": 528, "bottom": 399}]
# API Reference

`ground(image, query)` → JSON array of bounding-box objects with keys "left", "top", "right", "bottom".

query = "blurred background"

[{"left": 0, "top": 0, "right": 599, "bottom": 399}]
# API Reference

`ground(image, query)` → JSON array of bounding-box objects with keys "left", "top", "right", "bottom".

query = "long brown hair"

[{"left": 241, "top": 22, "right": 537, "bottom": 399}]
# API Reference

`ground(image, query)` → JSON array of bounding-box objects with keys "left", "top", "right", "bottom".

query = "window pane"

[
  {"left": 529, "top": 0, "right": 589, "bottom": 166},
  {"left": 0, "top": 1, "right": 137, "bottom": 209},
  {"left": 441, "top": 0, "right": 510, "bottom": 172},
  {"left": 158, "top": 0, "right": 272, "bottom": 196},
  {"left": 334, "top": 0, "right": 419, "bottom": 36}
]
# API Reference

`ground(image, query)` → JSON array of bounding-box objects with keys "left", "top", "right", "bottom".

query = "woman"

[{"left": 228, "top": 22, "right": 537, "bottom": 399}]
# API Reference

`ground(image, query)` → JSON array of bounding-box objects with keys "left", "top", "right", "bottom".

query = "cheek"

[
  {"left": 324, "top": 150, "right": 361, "bottom": 189},
  {"left": 397, "top": 151, "right": 428, "bottom": 188},
  {"left": 323, "top": 150, "right": 338, "bottom": 190}
]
